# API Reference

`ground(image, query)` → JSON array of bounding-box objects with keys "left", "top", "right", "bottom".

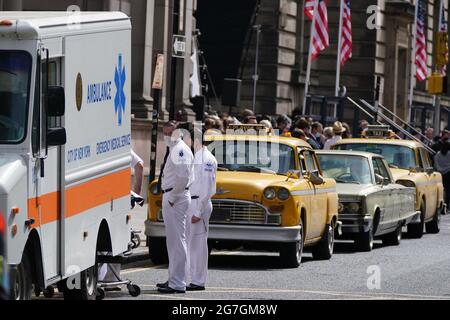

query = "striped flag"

[
  {"left": 438, "top": 0, "right": 448, "bottom": 75},
  {"left": 304, "top": 0, "right": 315, "bottom": 20},
  {"left": 415, "top": 0, "right": 427, "bottom": 81},
  {"left": 311, "top": 0, "right": 329, "bottom": 60},
  {"left": 340, "top": 0, "right": 352, "bottom": 65}
]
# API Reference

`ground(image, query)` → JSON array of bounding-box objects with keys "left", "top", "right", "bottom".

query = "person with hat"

[{"left": 323, "top": 121, "right": 346, "bottom": 150}]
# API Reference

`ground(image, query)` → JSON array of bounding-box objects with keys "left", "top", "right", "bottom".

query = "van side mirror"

[
  {"left": 47, "top": 127, "right": 66, "bottom": 146},
  {"left": 48, "top": 86, "right": 65, "bottom": 117}
]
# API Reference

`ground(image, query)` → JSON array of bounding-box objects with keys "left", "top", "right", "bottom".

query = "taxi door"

[
  {"left": 418, "top": 148, "right": 438, "bottom": 220},
  {"left": 300, "top": 150, "right": 328, "bottom": 239}
]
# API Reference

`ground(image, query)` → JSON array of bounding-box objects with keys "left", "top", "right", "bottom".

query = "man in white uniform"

[
  {"left": 157, "top": 121, "right": 194, "bottom": 294},
  {"left": 185, "top": 128, "right": 217, "bottom": 291}
]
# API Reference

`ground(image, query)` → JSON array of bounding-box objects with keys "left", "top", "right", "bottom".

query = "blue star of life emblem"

[{"left": 114, "top": 54, "right": 126, "bottom": 126}]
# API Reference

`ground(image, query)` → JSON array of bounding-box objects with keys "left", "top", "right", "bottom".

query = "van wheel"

[
  {"left": 148, "top": 237, "right": 169, "bottom": 265},
  {"left": 279, "top": 223, "right": 304, "bottom": 268},
  {"left": 10, "top": 250, "right": 33, "bottom": 300},
  {"left": 407, "top": 202, "right": 425, "bottom": 239},
  {"left": 312, "top": 223, "right": 334, "bottom": 260},
  {"left": 63, "top": 266, "right": 97, "bottom": 300},
  {"left": 425, "top": 208, "right": 440, "bottom": 234},
  {"left": 382, "top": 224, "right": 402, "bottom": 246},
  {"left": 355, "top": 226, "right": 373, "bottom": 252}
]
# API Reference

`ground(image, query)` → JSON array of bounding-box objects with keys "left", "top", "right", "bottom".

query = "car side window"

[
  {"left": 373, "top": 158, "right": 391, "bottom": 183},
  {"left": 419, "top": 148, "right": 432, "bottom": 170},
  {"left": 302, "top": 150, "right": 319, "bottom": 173}
]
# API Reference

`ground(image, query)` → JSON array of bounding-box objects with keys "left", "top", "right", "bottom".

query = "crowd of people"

[{"left": 200, "top": 108, "right": 450, "bottom": 211}]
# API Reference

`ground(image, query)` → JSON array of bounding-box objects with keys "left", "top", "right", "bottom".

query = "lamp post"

[{"left": 252, "top": 24, "right": 261, "bottom": 113}]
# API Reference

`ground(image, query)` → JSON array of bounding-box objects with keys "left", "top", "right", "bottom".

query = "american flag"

[
  {"left": 311, "top": 0, "right": 329, "bottom": 60},
  {"left": 304, "top": 0, "right": 315, "bottom": 20},
  {"left": 340, "top": 0, "right": 352, "bottom": 65},
  {"left": 438, "top": 0, "right": 448, "bottom": 75},
  {"left": 415, "top": 0, "right": 427, "bottom": 81}
]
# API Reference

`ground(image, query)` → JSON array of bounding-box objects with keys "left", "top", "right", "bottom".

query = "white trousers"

[
  {"left": 186, "top": 199, "right": 213, "bottom": 287},
  {"left": 162, "top": 191, "right": 191, "bottom": 291}
]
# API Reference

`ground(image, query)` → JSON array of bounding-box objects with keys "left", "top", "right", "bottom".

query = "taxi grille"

[{"left": 211, "top": 200, "right": 277, "bottom": 225}]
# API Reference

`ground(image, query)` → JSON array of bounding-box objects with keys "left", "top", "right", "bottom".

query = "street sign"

[
  {"left": 172, "top": 35, "right": 186, "bottom": 58},
  {"left": 152, "top": 54, "right": 164, "bottom": 90}
]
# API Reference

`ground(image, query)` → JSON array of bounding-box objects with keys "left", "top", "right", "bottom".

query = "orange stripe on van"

[
  {"left": 65, "top": 169, "right": 130, "bottom": 218},
  {"left": 28, "top": 169, "right": 130, "bottom": 227}
]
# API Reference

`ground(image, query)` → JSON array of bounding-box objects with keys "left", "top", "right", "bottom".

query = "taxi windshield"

[
  {"left": 317, "top": 154, "right": 373, "bottom": 185},
  {"left": 0, "top": 51, "right": 32, "bottom": 144},
  {"left": 208, "top": 140, "right": 296, "bottom": 175},
  {"left": 334, "top": 143, "right": 417, "bottom": 170}
]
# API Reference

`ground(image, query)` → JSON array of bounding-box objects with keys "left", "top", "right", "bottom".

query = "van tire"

[
  {"left": 312, "top": 223, "right": 334, "bottom": 260},
  {"left": 279, "top": 223, "right": 304, "bottom": 268},
  {"left": 407, "top": 202, "right": 425, "bottom": 239},
  {"left": 148, "top": 237, "right": 169, "bottom": 265},
  {"left": 10, "top": 250, "right": 33, "bottom": 300},
  {"left": 425, "top": 208, "right": 440, "bottom": 234},
  {"left": 63, "top": 266, "right": 97, "bottom": 300}
]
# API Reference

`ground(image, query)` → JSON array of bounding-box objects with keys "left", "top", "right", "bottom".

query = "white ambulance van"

[{"left": 0, "top": 12, "right": 132, "bottom": 300}]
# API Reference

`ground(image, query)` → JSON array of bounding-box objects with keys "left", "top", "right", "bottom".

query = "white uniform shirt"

[
  {"left": 323, "top": 135, "right": 342, "bottom": 150},
  {"left": 190, "top": 146, "right": 218, "bottom": 216},
  {"left": 161, "top": 138, "right": 194, "bottom": 201},
  {"left": 131, "top": 149, "right": 144, "bottom": 168}
]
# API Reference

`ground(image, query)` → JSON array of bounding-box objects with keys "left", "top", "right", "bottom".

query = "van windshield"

[{"left": 0, "top": 51, "right": 32, "bottom": 144}]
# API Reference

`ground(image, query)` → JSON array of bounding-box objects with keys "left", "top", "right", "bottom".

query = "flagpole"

[
  {"left": 335, "top": 0, "right": 344, "bottom": 97},
  {"left": 302, "top": 0, "right": 320, "bottom": 115},
  {"left": 408, "top": 0, "right": 419, "bottom": 125},
  {"left": 334, "top": 0, "right": 345, "bottom": 119}
]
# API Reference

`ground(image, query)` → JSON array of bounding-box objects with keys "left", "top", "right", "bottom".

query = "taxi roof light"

[
  {"left": 226, "top": 124, "right": 271, "bottom": 136},
  {"left": 362, "top": 125, "right": 393, "bottom": 139}
]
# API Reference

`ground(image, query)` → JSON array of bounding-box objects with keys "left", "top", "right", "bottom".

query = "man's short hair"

[
  {"left": 311, "top": 122, "right": 322, "bottom": 130},
  {"left": 295, "top": 118, "right": 310, "bottom": 131},
  {"left": 276, "top": 114, "right": 291, "bottom": 125},
  {"left": 164, "top": 120, "right": 178, "bottom": 129}
]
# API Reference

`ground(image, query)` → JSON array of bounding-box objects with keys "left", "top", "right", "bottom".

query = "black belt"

[
  {"left": 191, "top": 196, "right": 200, "bottom": 200},
  {"left": 162, "top": 188, "right": 189, "bottom": 194}
]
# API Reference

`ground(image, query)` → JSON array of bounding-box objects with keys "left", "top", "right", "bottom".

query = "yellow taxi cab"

[
  {"left": 331, "top": 126, "right": 445, "bottom": 238},
  {"left": 145, "top": 124, "right": 339, "bottom": 268}
]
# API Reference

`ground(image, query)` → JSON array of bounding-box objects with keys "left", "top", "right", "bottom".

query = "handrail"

[
  {"left": 346, "top": 97, "right": 377, "bottom": 121},
  {"left": 377, "top": 103, "right": 433, "bottom": 145},
  {"left": 359, "top": 99, "right": 436, "bottom": 155}
]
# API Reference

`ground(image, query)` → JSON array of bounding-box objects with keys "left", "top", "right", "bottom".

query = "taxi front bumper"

[{"left": 145, "top": 220, "right": 302, "bottom": 243}]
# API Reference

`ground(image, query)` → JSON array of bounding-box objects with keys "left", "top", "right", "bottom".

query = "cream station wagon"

[{"left": 317, "top": 150, "right": 419, "bottom": 251}]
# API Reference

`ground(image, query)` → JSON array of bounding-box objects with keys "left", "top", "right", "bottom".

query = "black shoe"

[
  {"left": 186, "top": 283, "right": 205, "bottom": 291},
  {"left": 156, "top": 281, "right": 168, "bottom": 288},
  {"left": 157, "top": 286, "right": 185, "bottom": 294}
]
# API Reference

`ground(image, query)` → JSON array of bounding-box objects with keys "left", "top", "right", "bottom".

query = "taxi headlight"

[
  {"left": 150, "top": 183, "right": 161, "bottom": 195},
  {"left": 338, "top": 202, "right": 344, "bottom": 214},
  {"left": 264, "top": 187, "right": 276, "bottom": 200},
  {"left": 347, "top": 202, "right": 361, "bottom": 213},
  {"left": 277, "top": 188, "right": 290, "bottom": 201}
]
